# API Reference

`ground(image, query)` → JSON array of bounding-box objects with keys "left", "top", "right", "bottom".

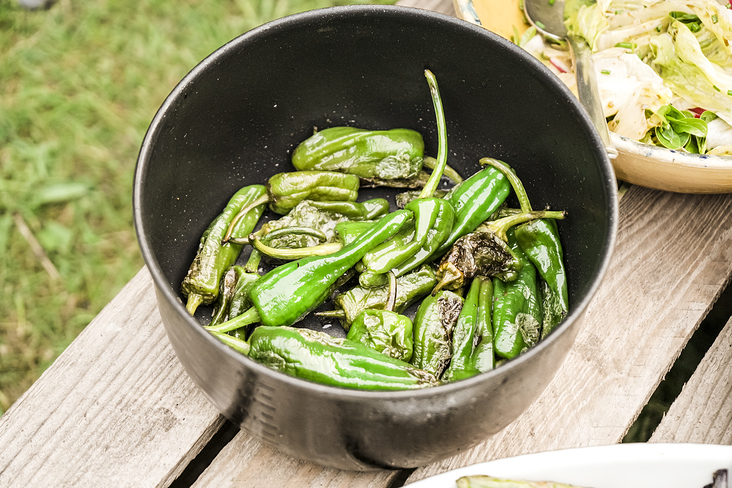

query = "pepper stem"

[
  {"left": 480, "top": 158, "right": 532, "bottom": 213},
  {"left": 210, "top": 331, "right": 250, "bottom": 356},
  {"left": 185, "top": 293, "right": 204, "bottom": 316},
  {"left": 204, "top": 306, "right": 260, "bottom": 333},
  {"left": 482, "top": 210, "right": 565, "bottom": 242},
  {"left": 252, "top": 236, "right": 342, "bottom": 260},
  {"left": 244, "top": 248, "right": 262, "bottom": 274},
  {"left": 423, "top": 156, "right": 462, "bottom": 185},
  {"left": 222, "top": 193, "right": 271, "bottom": 244},
  {"left": 419, "top": 69, "right": 448, "bottom": 199},
  {"left": 315, "top": 309, "right": 347, "bottom": 319}
]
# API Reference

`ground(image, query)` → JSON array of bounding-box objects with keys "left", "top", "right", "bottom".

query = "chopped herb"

[
  {"left": 712, "top": 14, "right": 718, "bottom": 23},
  {"left": 615, "top": 41, "right": 635, "bottom": 49},
  {"left": 655, "top": 25, "right": 662, "bottom": 32},
  {"left": 536, "top": 20, "right": 545, "bottom": 29},
  {"left": 728, "top": 90, "right": 732, "bottom": 96},
  {"left": 601, "top": 69, "right": 611, "bottom": 75},
  {"left": 549, "top": 0, "right": 555, "bottom": 5},
  {"left": 713, "top": 85, "right": 721, "bottom": 92}
]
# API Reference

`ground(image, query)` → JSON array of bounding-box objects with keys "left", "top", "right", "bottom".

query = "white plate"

[
  {"left": 408, "top": 443, "right": 732, "bottom": 488},
  {"left": 453, "top": 0, "right": 732, "bottom": 194}
]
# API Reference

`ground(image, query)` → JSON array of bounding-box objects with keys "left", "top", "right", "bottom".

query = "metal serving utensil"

[{"left": 523, "top": 0, "right": 618, "bottom": 158}]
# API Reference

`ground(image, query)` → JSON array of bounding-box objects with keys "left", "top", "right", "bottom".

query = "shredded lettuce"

[{"left": 557, "top": 0, "right": 732, "bottom": 155}]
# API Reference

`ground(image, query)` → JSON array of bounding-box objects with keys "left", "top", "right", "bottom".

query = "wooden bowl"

[{"left": 454, "top": 0, "right": 732, "bottom": 194}]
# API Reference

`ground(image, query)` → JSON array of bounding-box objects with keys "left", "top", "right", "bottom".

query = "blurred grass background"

[{"left": 0, "top": 0, "right": 394, "bottom": 415}]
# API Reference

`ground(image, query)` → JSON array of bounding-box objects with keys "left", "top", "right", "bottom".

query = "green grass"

[{"left": 0, "top": 0, "right": 393, "bottom": 415}]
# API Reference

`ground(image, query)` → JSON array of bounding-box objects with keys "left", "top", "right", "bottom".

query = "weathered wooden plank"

[
  {"left": 404, "top": 186, "right": 732, "bottom": 483},
  {"left": 650, "top": 315, "right": 732, "bottom": 444},
  {"left": 0, "top": 267, "right": 223, "bottom": 488},
  {"left": 397, "top": 0, "right": 455, "bottom": 15}
]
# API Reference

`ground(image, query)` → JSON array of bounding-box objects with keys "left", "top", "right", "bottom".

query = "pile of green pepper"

[{"left": 180, "top": 70, "right": 569, "bottom": 390}]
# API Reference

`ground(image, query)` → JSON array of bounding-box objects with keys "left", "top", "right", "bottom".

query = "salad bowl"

[{"left": 455, "top": 0, "right": 732, "bottom": 194}]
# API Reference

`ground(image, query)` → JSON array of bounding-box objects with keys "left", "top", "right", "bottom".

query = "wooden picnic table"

[{"left": 2, "top": 0, "right": 732, "bottom": 486}]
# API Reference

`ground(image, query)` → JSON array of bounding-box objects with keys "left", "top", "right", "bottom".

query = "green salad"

[{"left": 517, "top": 0, "right": 732, "bottom": 156}]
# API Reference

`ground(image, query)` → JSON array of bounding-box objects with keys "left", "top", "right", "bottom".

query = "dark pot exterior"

[{"left": 134, "top": 5, "right": 618, "bottom": 471}]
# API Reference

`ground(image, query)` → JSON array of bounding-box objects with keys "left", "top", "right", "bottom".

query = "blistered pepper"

[
  {"left": 209, "top": 265, "right": 260, "bottom": 326},
  {"left": 433, "top": 209, "right": 565, "bottom": 294},
  {"left": 411, "top": 289, "right": 464, "bottom": 379},
  {"left": 345, "top": 272, "right": 414, "bottom": 362},
  {"left": 358, "top": 69, "right": 456, "bottom": 288},
  {"left": 482, "top": 157, "right": 569, "bottom": 338},
  {"left": 318, "top": 264, "right": 437, "bottom": 330},
  {"left": 181, "top": 184, "right": 268, "bottom": 315},
  {"left": 291, "top": 126, "right": 425, "bottom": 182},
  {"left": 204, "top": 209, "right": 411, "bottom": 332},
  {"left": 492, "top": 229, "right": 543, "bottom": 360}
]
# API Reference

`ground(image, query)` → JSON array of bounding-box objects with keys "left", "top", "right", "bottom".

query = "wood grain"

[
  {"left": 404, "top": 186, "right": 732, "bottom": 483},
  {"left": 650, "top": 315, "right": 732, "bottom": 444},
  {"left": 0, "top": 268, "right": 223, "bottom": 488}
]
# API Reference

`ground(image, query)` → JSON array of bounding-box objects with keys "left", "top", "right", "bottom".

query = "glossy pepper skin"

[
  {"left": 247, "top": 326, "right": 438, "bottom": 390},
  {"left": 492, "top": 230, "right": 543, "bottom": 360},
  {"left": 471, "top": 277, "right": 496, "bottom": 373},
  {"left": 209, "top": 266, "right": 260, "bottom": 326},
  {"left": 346, "top": 309, "right": 414, "bottom": 362},
  {"left": 411, "top": 289, "right": 464, "bottom": 379},
  {"left": 291, "top": 127, "right": 424, "bottom": 182},
  {"left": 323, "top": 264, "right": 437, "bottom": 330},
  {"left": 482, "top": 157, "right": 569, "bottom": 339},
  {"left": 267, "top": 170, "right": 360, "bottom": 215},
  {"left": 515, "top": 218, "right": 568, "bottom": 339},
  {"left": 181, "top": 184, "right": 267, "bottom": 315},
  {"left": 247, "top": 209, "right": 412, "bottom": 327},
  {"left": 359, "top": 197, "right": 455, "bottom": 287},
  {"left": 433, "top": 165, "right": 512, "bottom": 257}
]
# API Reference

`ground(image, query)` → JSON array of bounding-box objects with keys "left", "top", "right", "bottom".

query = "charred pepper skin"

[
  {"left": 442, "top": 276, "right": 482, "bottom": 381},
  {"left": 267, "top": 170, "right": 360, "bottom": 215},
  {"left": 210, "top": 266, "right": 260, "bottom": 326},
  {"left": 247, "top": 326, "right": 438, "bottom": 390},
  {"left": 181, "top": 184, "right": 267, "bottom": 315},
  {"left": 291, "top": 127, "right": 425, "bottom": 182},
  {"left": 411, "top": 289, "right": 464, "bottom": 379},
  {"left": 492, "top": 230, "right": 543, "bottom": 360}
]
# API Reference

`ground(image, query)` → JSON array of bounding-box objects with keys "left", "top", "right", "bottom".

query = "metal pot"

[{"left": 133, "top": 5, "right": 618, "bottom": 471}]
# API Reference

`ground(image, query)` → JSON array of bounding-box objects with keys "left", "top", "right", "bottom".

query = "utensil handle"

[{"left": 569, "top": 36, "right": 618, "bottom": 160}]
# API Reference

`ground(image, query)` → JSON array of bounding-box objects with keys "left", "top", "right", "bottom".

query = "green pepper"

[
  {"left": 471, "top": 276, "right": 495, "bottom": 373},
  {"left": 345, "top": 272, "right": 414, "bottom": 362},
  {"left": 442, "top": 277, "right": 482, "bottom": 381},
  {"left": 291, "top": 126, "right": 425, "bottom": 182},
  {"left": 318, "top": 264, "right": 437, "bottom": 330},
  {"left": 482, "top": 157, "right": 568, "bottom": 338},
  {"left": 395, "top": 188, "right": 448, "bottom": 209},
  {"left": 492, "top": 229, "right": 542, "bottom": 360},
  {"left": 204, "top": 209, "right": 412, "bottom": 332},
  {"left": 433, "top": 209, "right": 565, "bottom": 294},
  {"left": 247, "top": 326, "right": 438, "bottom": 390},
  {"left": 181, "top": 184, "right": 268, "bottom": 315},
  {"left": 358, "top": 69, "right": 456, "bottom": 288},
  {"left": 209, "top": 265, "right": 261, "bottom": 326},
  {"left": 334, "top": 220, "right": 376, "bottom": 246},
  {"left": 433, "top": 164, "right": 512, "bottom": 257},
  {"left": 411, "top": 289, "right": 464, "bottom": 379}
]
